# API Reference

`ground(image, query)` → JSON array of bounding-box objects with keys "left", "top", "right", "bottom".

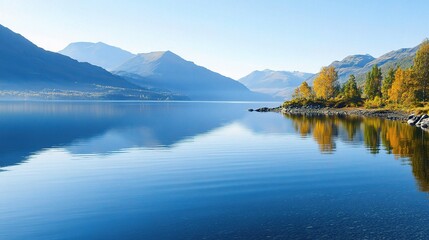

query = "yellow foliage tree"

[
  {"left": 388, "top": 68, "right": 417, "bottom": 105},
  {"left": 300, "top": 82, "right": 312, "bottom": 99},
  {"left": 313, "top": 66, "right": 338, "bottom": 100},
  {"left": 292, "top": 82, "right": 312, "bottom": 100}
]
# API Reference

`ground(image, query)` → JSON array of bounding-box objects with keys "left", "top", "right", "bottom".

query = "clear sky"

[{"left": 0, "top": 0, "right": 428, "bottom": 79}]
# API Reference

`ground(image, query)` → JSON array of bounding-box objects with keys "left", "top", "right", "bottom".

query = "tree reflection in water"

[{"left": 284, "top": 113, "right": 429, "bottom": 192}]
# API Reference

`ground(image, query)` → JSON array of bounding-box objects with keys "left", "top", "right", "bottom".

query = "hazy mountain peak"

[
  {"left": 0, "top": 24, "right": 132, "bottom": 92},
  {"left": 135, "top": 50, "right": 183, "bottom": 63},
  {"left": 59, "top": 42, "right": 135, "bottom": 70},
  {"left": 306, "top": 46, "right": 418, "bottom": 85},
  {"left": 239, "top": 69, "right": 315, "bottom": 100},
  {"left": 333, "top": 54, "right": 375, "bottom": 68},
  {"left": 114, "top": 50, "right": 267, "bottom": 101}
]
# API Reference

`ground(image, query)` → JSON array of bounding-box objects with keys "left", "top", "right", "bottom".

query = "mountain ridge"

[
  {"left": 306, "top": 46, "right": 419, "bottom": 85},
  {"left": 239, "top": 69, "right": 314, "bottom": 100},
  {"left": 0, "top": 24, "right": 185, "bottom": 100},
  {"left": 59, "top": 42, "right": 136, "bottom": 71},
  {"left": 114, "top": 51, "right": 268, "bottom": 101}
]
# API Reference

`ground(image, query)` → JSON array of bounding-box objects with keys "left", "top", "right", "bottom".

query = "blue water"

[{"left": 0, "top": 101, "right": 428, "bottom": 239}]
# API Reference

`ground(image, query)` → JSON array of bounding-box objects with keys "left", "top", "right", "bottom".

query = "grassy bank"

[{"left": 282, "top": 98, "right": 428, "bottom": 115}]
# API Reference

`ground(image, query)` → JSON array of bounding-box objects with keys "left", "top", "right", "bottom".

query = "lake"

[{"left": 0, "top": 101, "right": 429, "bottom": 239}]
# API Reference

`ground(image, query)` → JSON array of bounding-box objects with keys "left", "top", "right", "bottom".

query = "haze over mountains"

[
  {"left": 59, "top": 42, "right": 269, "bottom": 101},
  {"left": 0, "top": 24, "right": 267, "bottom": 101},
  {"left": 239, "top": 70, "right": 314, "bottom": 100},
  {"left": 241, "top": 44, "right": 420, "bottom": 99},
  {"left": 0, "top": 24, "right": 187, "bottom": 100},
  {"left": 306, "top": 46, "right": 418, "bottom": 85},
  {"left": 59, "top": 42, "right": 136, "bottom": 71},
  {"left": 0, "top": 23, "right": 423, "bottom": 101}
]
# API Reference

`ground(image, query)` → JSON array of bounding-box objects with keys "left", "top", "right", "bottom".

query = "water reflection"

[
  {"left": 284, "top": 113, "right": 429, "bottom": 191},
  {"left": 2, "top": 102, "right": 429, "bottom": 239},
  {"left": 0, "top": 101, "right": 248, "bottom": 168}
]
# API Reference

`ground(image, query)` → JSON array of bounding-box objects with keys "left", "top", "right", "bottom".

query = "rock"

[
  {"left": 420, "top": 118, "right": 429, "bottom": 129},
  {"left": 255, "top": 107, "right": 269, "bottom": 112},
  {"left": 416, "top": 114, "right": 428, "bottom": 127},
  {"left": 248, "top": 109, "right": 254, "bottom": 112},
  {"left": 408, "top": 115, "right": 421, "bottom": 126}
]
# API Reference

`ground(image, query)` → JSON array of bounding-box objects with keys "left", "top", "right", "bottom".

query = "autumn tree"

[
  {"left": 293, "top": 82, "right": 313, "bottom": 99},
  {"left": 342, "top": 74, "right": 360, "bottom": 100},
  {"left": 413, "top": 39, "right": 429, "bottom": 101},
  {"left": 313, "top": 66, "right": 338, "bottom": 100},
  {"left": 364, "top": 64, "right": 382, "bottom": 99},
  {"left": 300, "top": 82, "right": 312, "bottom": 99},
  {"left": 381, "top": 67, "right": 396, "bottom": 100},
  {"left": 388, "top": 68, "right": 417, "bottom": 105}
]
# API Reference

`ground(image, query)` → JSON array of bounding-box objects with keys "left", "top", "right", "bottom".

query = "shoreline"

[{"left": 250, "top": 106, "right": 409, "bottom": 121}]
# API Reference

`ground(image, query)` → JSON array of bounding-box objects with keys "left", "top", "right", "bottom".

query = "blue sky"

[{"left": 0, "top": 0, "right": 428, "bottom": 79}]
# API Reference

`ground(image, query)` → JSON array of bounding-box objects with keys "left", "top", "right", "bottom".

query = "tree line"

[{"left": 292, "top": 39, "right": 429, "bottom": 108}]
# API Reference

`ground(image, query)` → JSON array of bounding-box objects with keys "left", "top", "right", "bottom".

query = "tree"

[
  {"left": 364, "top": 64, "right": 382, "bottom": 99},
  {"left": 342, "top": 74, "right": 360, "bottom": 99},
  {"left": 388, "top": 68, "right": 417, "bottom": 105},
  {"left": 413, "top": 39, "right": 429, "bottom": 101},
  {"left": 299, "top": 81, "right": 312, "bottom": 99},
  {"left": 313, "top": 66, "right": 338, "bottom": 100},
  {"left": 292, "top": 82, "right": 312, "bottom": 100},
  {"left": 382, "top": 67, "right": 396, "bottom": 100}
]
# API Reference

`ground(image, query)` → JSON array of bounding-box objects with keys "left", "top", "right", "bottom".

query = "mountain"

[
  {"left": 353, "top": 46, "right": 418, "bottom": 83},
  {"left": 113, "top": 51, "right": 269, "bottom": 101},
  {"left": 307, "top": 46, "right": 418, "bottom": 85},
  {"left": 306, "top": 54, "right": 375, "bottom": 85},
  {"left": 0, "top": 24, "right": 184, "bottom": 100},
  {"left": 239, "top": 70, "right": 314, "bottom": 100},
  {"left": 59, "top": 42, "right": 136, "bottom": 71}
]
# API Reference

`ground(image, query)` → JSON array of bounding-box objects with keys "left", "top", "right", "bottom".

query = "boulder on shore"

[
  {"left": 420, "top": 118, "right": 429, "bottom": 129},
  {"left": 408, "top": 115, "right": 421, "bottom": 126},
  {"left": 416, "top": 114, "right": 428, "bottom": 127}
]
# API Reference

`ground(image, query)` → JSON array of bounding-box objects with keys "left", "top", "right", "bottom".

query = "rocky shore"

[
  {"left": 407, "top": 114, "right": 429, "bottom": 130},
  {"left": 249, "top": 105, "right": 429, "bottom": 131},
  {"left": 249, "top": 106, "right": 408, "bottom": 121}
]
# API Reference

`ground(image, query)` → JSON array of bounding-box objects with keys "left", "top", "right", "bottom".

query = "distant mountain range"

[
  {"left": 0, "top": 24, "right": 268, "bottom": 101},
  {"left": 0, "top": 23, "right": 421, "bottom": 101},
  {"left": 241, "top": 45, "right": 419, "bottom": 100},
  {"left": 60, "top": 42, "right": 269, "bottom": 101},
  {"left": 307, "top": 46, "right": 418, "bottom": 85},
  {"left": 59, "top": 42, "right": 136, "bottom": 71},
  {"left": 239, "top": 70, "right": 314, "bottom": 100},
  {"left": 0, "top": 24, "right": 184, "bottom": 100}
]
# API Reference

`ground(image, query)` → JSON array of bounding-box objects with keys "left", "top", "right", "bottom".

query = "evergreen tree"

[
  {"left": 413, "top": 39, "right": 429, "bottom": 101},
  {"left": 364, "top": 64, "right": 382, "bottom": 99},
  {"left": 382, "top": 67, "right": 396, "bottom": 100},
  {"left": 343, "top": 74, "right": 360, "bottom": 99}
]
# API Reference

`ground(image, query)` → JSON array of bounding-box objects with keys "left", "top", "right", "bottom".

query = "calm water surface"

[{"left": 0, "top": 101, "right": 429, "bottom": 239}]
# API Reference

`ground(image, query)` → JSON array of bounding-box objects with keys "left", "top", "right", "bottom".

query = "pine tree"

[
  {"left": 382, "top": 67, "right": 396, "bottom": 100},
  {"left": 343, "top": 74, "right": 360, "bottom": 100},
  {"left": 364, "top": 64, "right": 382, "bottom": 99},
  {"left": 413, "top": 39, "right": 429, "bottom": 101}
]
